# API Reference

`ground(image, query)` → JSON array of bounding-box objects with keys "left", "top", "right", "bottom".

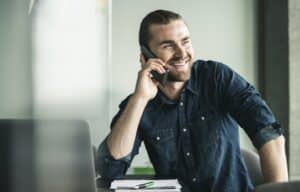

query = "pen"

[
  {"left": 116, "top": 186, "right": 177, "bottom": 190},
  {"left": 146, "top": 186, "right": 177, "bottom": 189},
  {"left": 135, "top": 181, "right": 154, "bottom": 189}
]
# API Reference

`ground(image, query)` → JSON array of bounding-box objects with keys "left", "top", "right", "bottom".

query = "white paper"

[{"left": 110, "top": 179, "right": 181, "bottom": 191}]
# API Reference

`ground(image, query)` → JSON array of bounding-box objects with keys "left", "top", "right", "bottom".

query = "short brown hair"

[{"left": 138, "top": 10, "right": 183, "bottom": 47}]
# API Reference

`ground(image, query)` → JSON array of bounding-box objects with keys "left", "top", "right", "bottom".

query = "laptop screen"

[{"left": 0, "top": 119, "right": 97, "bottom": 192}]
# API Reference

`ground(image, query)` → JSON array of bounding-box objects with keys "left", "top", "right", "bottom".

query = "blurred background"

[{"left": 0, "top": 0, "right": 299, "bottom": 184}]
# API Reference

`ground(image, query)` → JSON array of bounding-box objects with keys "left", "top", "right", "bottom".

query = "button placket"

[{"left": 178, "top": 92, "right": 196, "bottom": 174}]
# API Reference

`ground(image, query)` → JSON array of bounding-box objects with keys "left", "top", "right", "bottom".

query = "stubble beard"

[{"left": 167, "top": 60, "right": 193, "bottom": 82}]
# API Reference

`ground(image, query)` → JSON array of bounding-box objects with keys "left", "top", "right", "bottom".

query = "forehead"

[{"left": 148, "top": 20, "right": 190, "bottom": 44}]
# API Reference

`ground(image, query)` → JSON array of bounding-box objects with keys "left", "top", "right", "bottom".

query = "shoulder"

[
  {"left": 191, "top": 59, "right": 233, "bottom": 81},
  {"left": 192, "top": 59, "right": 231, "bottom": 73}
]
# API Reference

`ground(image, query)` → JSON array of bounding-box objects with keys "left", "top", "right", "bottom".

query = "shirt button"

[
  {"left": 201, "top": 116, "right": 205, "bottom": 120},
  {"left": 156, "top": 136, "right": 160, "bottom": 141},
  {"left": 179, "top": 102, "right": 184, "bottom": 106},
  {"left": 192, "top": 177, "right": 197, "bottom": 182},
  {"left": 182, "top": 128, "right": 187, "bottom": 132},
  {"left": 186, "top": 152, "right": 190, "bottom": 156}
]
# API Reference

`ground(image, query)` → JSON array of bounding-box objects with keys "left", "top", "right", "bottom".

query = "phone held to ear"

[{"left": 141, "top": 45, "right": 169, "bottom": 85}]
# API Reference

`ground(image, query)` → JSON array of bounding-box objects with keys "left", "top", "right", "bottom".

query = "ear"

[{"left": 140, "top": 53, "right": 146, "bottom": 68}]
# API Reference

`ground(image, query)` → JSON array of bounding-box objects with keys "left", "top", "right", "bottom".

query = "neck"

[{"left": 158, "top": 81, "right": 186, "bottom": 100}]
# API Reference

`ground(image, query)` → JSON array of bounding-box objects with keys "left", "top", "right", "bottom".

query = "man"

[{"left": 96, "top": 10, "right": 288, "bottom": 191}]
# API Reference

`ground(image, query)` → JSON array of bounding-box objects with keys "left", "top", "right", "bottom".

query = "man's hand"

[
  {"left": 134, "top": 54, "right": 167, "bottom": 101},
  {"left": 259, "top": 135, "right": 289, "bottom": 183}
]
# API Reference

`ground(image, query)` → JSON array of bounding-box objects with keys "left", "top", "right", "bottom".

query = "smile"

[{"left": 169, "top": 58, "right": 190, "bottom": 68}]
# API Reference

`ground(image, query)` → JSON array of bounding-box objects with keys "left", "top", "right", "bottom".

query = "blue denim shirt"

[{"left": 96, "top": 60, "right": 282, "bottom": 192}]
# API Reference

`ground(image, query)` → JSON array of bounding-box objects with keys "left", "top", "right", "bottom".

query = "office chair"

[
  {"left": 241, "top": 148, "right": 264, "bottom": 186},
  {"left": 255, "top": 180, "right": 300, "bottom": 192}
]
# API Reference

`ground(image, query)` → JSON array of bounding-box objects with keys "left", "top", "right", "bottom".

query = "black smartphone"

[{"left": 141, "top": 45, "right": 169, "bottom": 85}]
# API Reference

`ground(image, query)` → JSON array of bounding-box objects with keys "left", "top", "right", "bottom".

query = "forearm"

[
  {"left": 259, "top": 135, "right": 289, "bottom": 183},
  {"left": 107, "top": 94, "right": 148, "bottom": 159}
]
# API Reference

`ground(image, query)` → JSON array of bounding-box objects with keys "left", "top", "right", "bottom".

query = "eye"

[
  {"left": 183, "top": 40, "right": 191, "bottom": 48},
  {"left": 183, "top": 39, "right": 190, "bottom": 45},
  {"left": 162, "top": 44, "right": 173, "bottom": 49}
]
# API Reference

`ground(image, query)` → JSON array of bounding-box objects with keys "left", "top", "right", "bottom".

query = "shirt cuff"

[
  {"left": 96, "top": 138, "right": 132, "bottom": 179},
  {"left": 252, "top": 122, "right": 283, "bottom": 150},
  {"left": 98, "top": 137, "right": 132, "bottom": 164}
]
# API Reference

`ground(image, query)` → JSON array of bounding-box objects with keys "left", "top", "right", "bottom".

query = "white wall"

[
  {"left": 32, "top": 0, "right": 110, "bottom": 146},
  {"left": 0, "top": 0, "right": 33, "bottom": 118},
  {"left": 0, "top": 0, "right": 111, "bottom": 147},
  {"left": 111, "top": 0, "right": 258, "bottom": 168}
]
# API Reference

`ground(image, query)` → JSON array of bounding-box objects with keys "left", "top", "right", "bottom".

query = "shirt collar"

[
  {"left": 156, "top": 79, "right": 198, "bottom": 105},
  {"left": 157, "top": 90, "right": 177, "bottom": 105},
  {"left": 185, "top": 79, "right": 199, "bottom": 95}
]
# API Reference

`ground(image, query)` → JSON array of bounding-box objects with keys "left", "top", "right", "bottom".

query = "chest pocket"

[
  {"left": 188, "top": 109, "right": 222, "bottom": 175},
  {"left": 189, "top": 109, "right": 221, "bottom": 154},
  {"left": 144, "top": 128, "right": 177, "bottom": 160}
]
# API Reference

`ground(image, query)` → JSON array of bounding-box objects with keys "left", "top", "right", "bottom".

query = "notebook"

[{"left": 110, "top": 179, "right": 182, "bottom": 192}]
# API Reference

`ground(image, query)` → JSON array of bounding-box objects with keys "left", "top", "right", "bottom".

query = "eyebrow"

[
  {"left": 181, "top": 36, "right": 190, "bottom": 42},
  {"left": 158, "top": 36, "right": 191, "bottom": 46}
]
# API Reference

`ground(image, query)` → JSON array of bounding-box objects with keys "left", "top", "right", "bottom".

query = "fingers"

[
  {"left": 148, "top": 62, "right": 167, "bottom": 74},
  {"left": 139, "top": 65, "right": 164, "bottom": 83},
  {"left": 140, "top": 58, "right": 166, "bottom": 75}
]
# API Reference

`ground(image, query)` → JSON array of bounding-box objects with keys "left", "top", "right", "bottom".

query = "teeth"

[
  {"left": 173, "top": 62, "right": 186, "bottom": 66},
  {"left": 170, "top": 58, "right": 189, "bottom": 66}
]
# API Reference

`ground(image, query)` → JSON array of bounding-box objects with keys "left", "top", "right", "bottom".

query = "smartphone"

[{"left": 141, "top": 45, "right": 169, "bottom": 85}]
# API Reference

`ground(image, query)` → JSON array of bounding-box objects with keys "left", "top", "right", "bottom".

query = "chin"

[
  {"left": 167, "top": 71, "right": 191, "bottom": 82},
  {"left": 167, "top": 59, "right": 193, "bottom": 81}
]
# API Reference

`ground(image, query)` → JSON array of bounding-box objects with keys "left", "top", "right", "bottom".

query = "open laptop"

[{"left": 0, "top": 119, "right": 98, "bottom": 192}]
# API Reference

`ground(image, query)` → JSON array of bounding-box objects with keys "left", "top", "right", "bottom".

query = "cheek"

[
  {"left": 188, "top": 47, "right": 194, "bottom": 57},
  {"left": 156, "top": 50, "right": 173, "bottom": 61},
  {"left": 162, "top": 53, "right": 175, "bottom": 62}
]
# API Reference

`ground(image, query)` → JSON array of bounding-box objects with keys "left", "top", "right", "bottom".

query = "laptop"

[{"left": 0, "top": 119, "right": 98, "bottom": 192}]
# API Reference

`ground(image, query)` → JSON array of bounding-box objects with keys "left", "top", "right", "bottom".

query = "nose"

[{"left": 174, "top": 45, "right": 186, "bottom": 58}]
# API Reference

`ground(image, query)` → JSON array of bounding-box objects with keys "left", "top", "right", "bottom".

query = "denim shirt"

[{"left": 96, "top": 60, "right": 283, "bottom": 192}]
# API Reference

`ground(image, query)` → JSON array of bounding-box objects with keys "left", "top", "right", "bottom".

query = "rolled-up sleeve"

[
  {"left": 95, "top": 95, "right": 142, "bottom": 180},
  {"left": 215, "top": 62, "right": 283, "bottom": 150},
  {"left": 96, "top": 137, "right": 132, "bottom": 179}
]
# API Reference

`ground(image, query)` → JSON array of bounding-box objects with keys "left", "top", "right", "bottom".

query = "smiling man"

[{"left": 96, "top": 10, "right": 288, "bottom": 192}]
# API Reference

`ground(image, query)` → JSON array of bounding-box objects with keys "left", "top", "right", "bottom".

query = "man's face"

[{"left": 148, "top": 19, "right": 194, "bottom": 82}]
